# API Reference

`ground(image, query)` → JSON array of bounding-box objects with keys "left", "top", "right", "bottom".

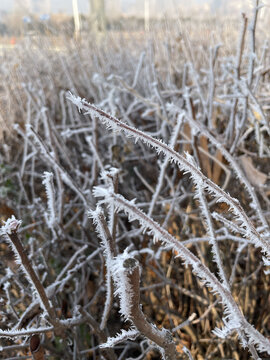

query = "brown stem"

[
  {"left": 30, "top": 335, "right": 45, "bottom": 360},
  {"left": 8, "top": 231, "right": 55, "bottom": 320},
  {"left": 108, "top": 171, "right": 119, "bottom": 244},
  {"left": 236, "top": 13, "right": 248, "bottom": 80},
  {"left": 227, "top": 13, "right": 247, "bottom": 144},
  {"left": 95, "top": 210, "right": 116, "bottom": 330},
  {"left": 78, "top": 307, "right": 117, "bottom": 360},
  {"left": 97, "top": 211, "right": 116, "bottom": 257},
  {"left": 248, "top": 0, "right": 259, "bottom": 86},
  {"left": 231, "top": 1, "right": 261, "bottom": 152},
  {"left": 123, "top": 258, "right": 178, "bottom": 360},
  {"left": 6, "top": 227, "right": 70, "bottom": 339}
]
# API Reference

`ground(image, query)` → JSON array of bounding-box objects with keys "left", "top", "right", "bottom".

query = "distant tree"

[
  {"left": 89, "top": 0, "right": 106, "bottom": 32},
  {"left": 0, "top": 22, "right": 8, "bottom": 36}
]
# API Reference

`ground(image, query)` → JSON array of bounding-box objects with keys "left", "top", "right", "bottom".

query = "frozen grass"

[{"left": 0, "top": 5, "right": 270, "bottom": 359}]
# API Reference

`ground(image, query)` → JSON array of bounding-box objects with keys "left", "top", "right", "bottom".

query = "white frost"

[
  {"left": 100, "top": 328, "right": 139, "bottom": 348},
  {"left": 0, "top": 215, "right": 22, "bottom": 235}
]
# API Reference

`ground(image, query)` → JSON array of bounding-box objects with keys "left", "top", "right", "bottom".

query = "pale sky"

[
  {"left": 0, "top": 0, "right": 257, "bottom": 15},
  {"left": 0, "top": 0, "right": 89, "bottom": 14},
  {"left": 0, "top": 0, "right": 217, "bottom": 14}
]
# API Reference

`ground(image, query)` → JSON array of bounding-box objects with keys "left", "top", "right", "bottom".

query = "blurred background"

[
  {"left": 0, "top": 0, "right": 266, "bottom": 41},
  {"left": 0, "top": 0, "right": 257, "bottom": 16}
]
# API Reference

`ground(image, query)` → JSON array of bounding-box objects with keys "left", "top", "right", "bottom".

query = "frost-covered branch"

[
  {"left": 148, "top": 113, "right": 183, "bottom": 217},
  {"left": 186, "top": 116, "right": 269, "bottom": 233},
  {"left": 195, "top": 183, "right": 229, "bottom": 288},
  {"left": 0, "top": 326, "right": 53, "bottom": 339},
  {"left": 89, "top": 206, "right": 116, "bottom": 330},
  {"left": 94, "top": 190, "right": 270, "bottom": 354},
  {"left": 100, "top": 328, "right": 139, "bottom": 348},
  {"left": 68, "top": 93, "right": 270, "bottom": 258},
  {"left": 26, "top": 125, "right": 90, "bottom": 206},
  {"left": 0, "top": 217, "right": 55, "bottom": 319},
  {"left": 111, "top": 254, "right": 178, "bottom": 360},
  {"left": 42, "top": 171, "right": 56, "bottom": 230}
]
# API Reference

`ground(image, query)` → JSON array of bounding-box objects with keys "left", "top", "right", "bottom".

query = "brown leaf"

[
  {"left": 239, "top": 156, "right": 267, "bottom": 187},
  {"left": 212, "top": 149, "right": 223, "bottom": 185},
  {"left": 198, "top": 135, "right": 212, "bottom": 179},
  {"left": 183, "top": 122, "right": 191, "bottom": 153}
]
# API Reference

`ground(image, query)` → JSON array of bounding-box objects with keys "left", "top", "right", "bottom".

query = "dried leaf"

[
  {"left": 198, "top": 135, "right": 212, "bottom": 179},
  {"left": 252, "top": 108, "right": 262, "bottom": 122},
  {"left": 212, "top": 149, "right": 223, "bottom": 185},
  {"left": 239, "top": 156, "right": 267, "bottom": 187}
]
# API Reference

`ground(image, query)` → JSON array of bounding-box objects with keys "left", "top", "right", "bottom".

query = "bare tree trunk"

[
  {"left": 73, "top": 0, "right": 81, "bottom": 39},
  {"left": 89, "top": 0, "right": 106, "bottom": 33}
]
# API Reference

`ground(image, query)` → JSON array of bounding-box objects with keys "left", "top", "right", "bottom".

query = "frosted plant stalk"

[
  {"left": 0, "top": 217, "right": 55, "bottom": 319},
  {"left": 94, "top": 190, "right": 270, "bottom": 354},
  {"left": 148, "top": 112, "right": 184, "bottom": 217},
  {"left": 89, "top": 206, "right": 116, "bottom": 329},
  {"left": 110, "top": 254, "right": 177, "bottom": 360},
  {"left": 42, "top": 171, "right": 56, "bottom": 229},
  {"left": 187, "top": 116, "right": 269, "bottom": 233},
  {"left": 67, "top": 93, "right": 270, "bottom": 258}
]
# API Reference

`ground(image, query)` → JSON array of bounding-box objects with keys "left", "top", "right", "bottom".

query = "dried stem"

[
  {"left": 6, "top": 230, "right": 55, "bottom": 320},
  {"left": 122, "top": 258, "right": 178, "bottom": 360},
  {"left": 226, "top": 12, "right": 248, "bottom": 142},
  {"left": 68, "top": 94, "right": 270, "bottom": 257},
  {"left": 106, "top": 192, "right": 270, "bottom": 355},
  {"left": 30, "top": 335, "right": 45, "bottom": 360}
]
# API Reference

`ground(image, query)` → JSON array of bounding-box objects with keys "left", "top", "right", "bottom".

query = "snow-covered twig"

[
  {"left": 42, "top": 171, "right": 56, "bottom": 229},
  {"left": 96, "top": 190, "right": 270, "bottom": 354},
  {"left": 111, "top": 254, "right": 177, "bottom": 360},
  {"left": 26, "top": 125, "right": 90, "bottom": 206},
  {"left": 67, "top": 93, "right": 270, "bottom": 258},
  {"left": 0, "top": 326, "right": 53, "bottom": 339},
  {"left": 1, "top": 217, "right": 55, "bottom": 319},
  {"left": 89, "top": 206, "right": 116, "bottom": 330},
  {"left": 148, "top": 113, "right": 183, "bottom": 217},
  {"left": 187, "top": 116, "right": 269, "bottom": 233}
]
